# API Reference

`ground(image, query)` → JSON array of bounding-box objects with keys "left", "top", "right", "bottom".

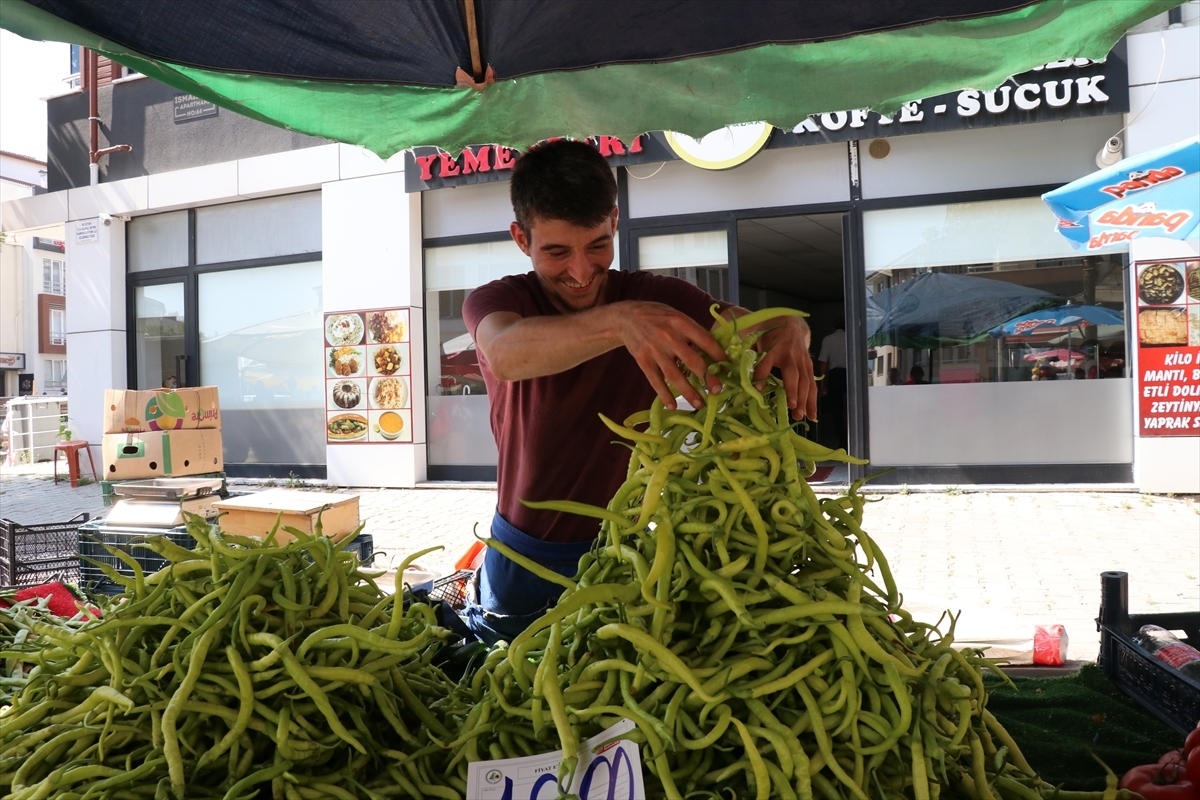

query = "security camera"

[
  {"left": 99, "top": 213, "right": 113, "bottom": 226},
  {"left": 1096, "top": 136, "right": 1123, "bottom": 169}
]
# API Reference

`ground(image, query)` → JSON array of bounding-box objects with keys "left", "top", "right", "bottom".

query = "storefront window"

[
  {"left": 424, "top": 240, "right": 529, "bottom": 468},
  {"left": 199, "top": 262, "right": 324, "bottom": 465},
  {"left": 128, "top": 211, "right": 189, "bottom": 273},
  {"left": 863, "top": 197, "right": 1132, "bottom": 466},
  {"left": 134, "top": 283, "right": 185, "bottom": 390},
  {"left": 196, "top": 193, "right": 321, "bottom": 265},
  {"left": 637, "top": 230, "right": 730, "bottom": 301}
]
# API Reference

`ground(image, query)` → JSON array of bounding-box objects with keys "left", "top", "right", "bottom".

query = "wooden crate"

[{"left": 212, "top": 489, "right": 360, "bottom": 542}]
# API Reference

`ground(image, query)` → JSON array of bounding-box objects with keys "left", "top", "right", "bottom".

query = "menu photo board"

[
  {"left": 323, "top": 308, "right": 412, "bottom": 444},
  {"left": 1135, "top": 259, "right": 1200, "bottom": 437}
]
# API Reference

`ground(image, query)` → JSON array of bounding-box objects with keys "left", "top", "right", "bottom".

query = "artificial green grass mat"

[{"left": 984, "top": 663, "right": 1181, "bottom": 790}]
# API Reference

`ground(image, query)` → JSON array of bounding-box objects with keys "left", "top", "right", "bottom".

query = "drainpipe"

[{"left": 85, "top": 48, "right": 132, "bottom": 186}]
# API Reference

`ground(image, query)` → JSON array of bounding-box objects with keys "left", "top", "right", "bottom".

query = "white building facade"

[{"left": 1, "top": 6, "right": 1196, "bottom": 490}]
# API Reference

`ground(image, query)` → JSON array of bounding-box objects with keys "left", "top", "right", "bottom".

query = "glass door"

[
  {"left": 423, "top": 238, "right": 529, "bottom": 479},
  {"left": 133, "top": 282, "right": 187, "bottom": 390}
]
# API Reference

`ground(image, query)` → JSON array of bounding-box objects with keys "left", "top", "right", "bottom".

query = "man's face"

[{"left": 511, "top": 210, "right": 617, "bottom": 313}]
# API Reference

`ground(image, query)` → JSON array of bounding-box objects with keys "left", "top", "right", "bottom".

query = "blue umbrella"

[
  {"left": 1043, "top": 137, "right": 1200, "bottom": 251},
  {"left": 988, "top": 303, "right": 1124, "bottom": 338},
  {"left": 866, "top": 272, "right": 1061, "bottom": 349}
]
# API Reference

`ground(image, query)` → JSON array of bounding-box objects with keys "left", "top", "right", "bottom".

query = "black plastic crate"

[
  {"left": 78, "top": 522, "right": 195, "bottom": 595},
  {"left": 1097, "top": 570, "right": 1200, "bottom": 735},
  {"left": 430, "top": 569, "right": 474, "bottom": 611},
  {"left": 0, "top": 513, "right": 89, "bottom": 589},
  {"left": 80, "top": 525, "right": 375, "bottom": 596},
  {"left": 339, "top": 533, "right": 376, "bottom": 566}
]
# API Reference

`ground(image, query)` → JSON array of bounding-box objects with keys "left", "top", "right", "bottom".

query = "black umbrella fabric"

[
  {"left": 866, "top": 271, "right": 1062, "bottom": 349},
  {"left": 0, "top": 0, "right": 1176, "bottom": 155}
]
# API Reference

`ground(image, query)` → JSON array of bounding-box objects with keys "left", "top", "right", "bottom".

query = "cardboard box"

[
  {"left": 103, "top": 387, "right": 220, "bottom": 434},
  {"left": 101, "top": 430, "right": 224, "bottom": 481},
  {"left": 212, "top": 489, "right": 360, "bottom": 542}
]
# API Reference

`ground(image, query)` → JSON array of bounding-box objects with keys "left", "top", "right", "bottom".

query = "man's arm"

[
  {"left": 476, "top": 301, "right": 818, "bottom": 421},
  {"left": 473, "top": 301, "right": 728, "bottom": 410}
]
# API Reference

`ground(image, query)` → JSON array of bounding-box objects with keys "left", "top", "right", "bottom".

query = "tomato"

[
  {"left": 1119, "top": 763, "right": 1200, "bottom": 800},
  {"left": 1186, "top": 725, "right": 1200, "bottom": 756},
  {"left": 1188, "top": 747, "right": 1200, "bottom": 786},
  {"left": 1161, "top": 750, "right": 1185, "bottom": 767}
]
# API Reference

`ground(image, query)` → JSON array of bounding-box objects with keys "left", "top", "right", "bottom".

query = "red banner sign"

[{"left": 1135, "top": 259, "right": 1200, "bottom": 437}]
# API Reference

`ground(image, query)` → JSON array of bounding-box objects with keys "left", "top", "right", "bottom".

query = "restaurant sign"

[
  {"left": 0, "top": 352, "right": 25, "bottom": 371},
  {"left": 406, "top": 41, "right": 1128, "bottom": 192},
  {"left": 1135, "top": 259, "right": 1200, "bottom": 437}
]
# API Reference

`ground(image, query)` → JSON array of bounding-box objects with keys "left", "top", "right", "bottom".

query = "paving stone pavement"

[{"left": 2, "top": 463, "right": 1196, "bottom": 662}]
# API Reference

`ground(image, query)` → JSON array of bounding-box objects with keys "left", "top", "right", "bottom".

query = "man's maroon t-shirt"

[{"left": 463, "top": 270, "right": 724, "bottom": 543}]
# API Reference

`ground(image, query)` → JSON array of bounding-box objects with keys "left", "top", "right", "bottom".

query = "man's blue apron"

[{"left": 462, "top": 510, "right": 593, "bottom": 645}]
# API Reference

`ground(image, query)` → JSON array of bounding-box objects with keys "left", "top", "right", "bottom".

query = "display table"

[{"left": 986, "top": 663, "right": 1181, "bottom": 789}]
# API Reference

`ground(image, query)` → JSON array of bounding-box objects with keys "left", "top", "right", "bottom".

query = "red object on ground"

[
  {"left": 53, "top": 440, "right": 98, "bottom": 487},
  {"left": 1033, "top": 624, "right": 1068, "bottom": 665},
  {"left": 0, "top": 582, "right": 94, "bottom": 618}
]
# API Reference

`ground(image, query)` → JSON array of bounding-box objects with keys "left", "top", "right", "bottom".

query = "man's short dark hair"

[{"left": 511, "top": 139, "right": 617, "bottom": 234}]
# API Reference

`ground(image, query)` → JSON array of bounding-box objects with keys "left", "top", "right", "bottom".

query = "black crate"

[
  {"left": 1097, "top": 570, "right": 1200, "bottom": 735},
  {"left": 78, "top": 522, "right": 196, "bottom": 595},
  {"left": 0, "top": 513, "right": 89, "bottom": 589},
  {"left": 430, "top": 569, "right": 474, "bottom": 611},
  {"left": 339, "top": 533, "right": 376, "bottom": 566},
  {"left": 80, "top": 526, "right": 375, "bottom": 596}
]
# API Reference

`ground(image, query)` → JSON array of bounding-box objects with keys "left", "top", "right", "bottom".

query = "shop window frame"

[
  {"left": 619, "top": 167, "right": 1131, "bottom": 485},
  {"left": 125, "top": 199, "right": 325, "bottom": 480},
  {"left": 417, "top": 159, "right": 1132, "bottom": 486}
]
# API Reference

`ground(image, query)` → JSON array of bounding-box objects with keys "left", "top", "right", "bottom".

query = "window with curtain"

[
  {"left": 49, "top": 308, "right": 65, "bottom": 346},
  {"left": 42, "top": 258, "right": 65, "bottom": 294},
  {"left": 637, "top": 230, "right": 730, "bottom": 301}
]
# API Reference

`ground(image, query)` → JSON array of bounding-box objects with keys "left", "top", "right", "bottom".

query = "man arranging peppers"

[{"left": 461, "top": 140, "right": 819, "bottom": 642}]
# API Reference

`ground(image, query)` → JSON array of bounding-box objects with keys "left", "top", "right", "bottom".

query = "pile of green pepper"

[
  {"left": 442, "top": 307, "right": 1136, "bottom": 800},
  {"left": 0, "top": 520, "right": 461, "bottom": 800},
  {"left": 0, "top": 307, "right": 1146, "bottom": 799}
]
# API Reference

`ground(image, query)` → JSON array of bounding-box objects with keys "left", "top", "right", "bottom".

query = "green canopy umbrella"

[{"left": 0, "top": 0, "right": 1174, "bottom": 156}]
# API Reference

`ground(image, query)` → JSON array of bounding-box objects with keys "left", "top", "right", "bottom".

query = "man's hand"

[
  {"left": 752, "top": 315, "right": 819, "bottom": 421},
  {"left": 617, "top": 302, "right": 727, "bottom": 411}
]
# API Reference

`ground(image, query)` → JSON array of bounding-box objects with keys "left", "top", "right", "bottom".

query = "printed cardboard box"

[
  {"left": 101, "top": 430, "right": 224, "bottom": 481},
  {"left": 103, "top": 387, "right": 220, "bottom": 434}
]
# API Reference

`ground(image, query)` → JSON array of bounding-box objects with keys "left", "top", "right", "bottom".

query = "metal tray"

[{"left": 109, "top": 477, "right": 224, "bottom": 501}]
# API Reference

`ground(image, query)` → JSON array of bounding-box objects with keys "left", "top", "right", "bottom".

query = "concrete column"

[
  {"left": 321, "top": 171, "right": 425, "bottom": 487},
  {"left": 65, "top": 217, "right": 126, "bottom": 470}
]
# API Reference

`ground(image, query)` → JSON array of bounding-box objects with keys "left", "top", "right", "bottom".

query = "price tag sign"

[
  {"left": 465, "top": 719, "right": 644, "bottom": 800},
  {"left": 1134, "top": 259, "right": 1200, "bottom": 436}
]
